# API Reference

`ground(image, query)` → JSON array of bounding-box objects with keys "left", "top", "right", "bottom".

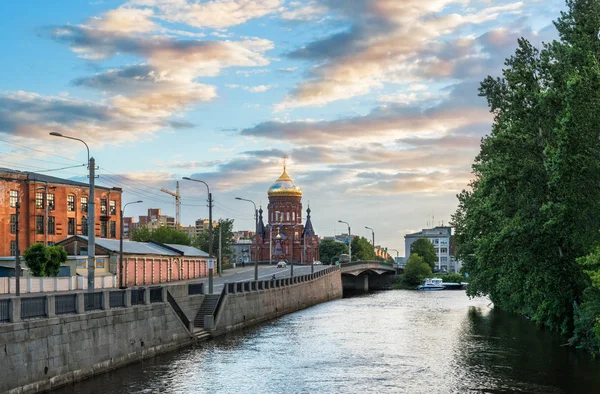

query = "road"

[{"left": 202, "top": 264, "right": 332, "bottom": 293}]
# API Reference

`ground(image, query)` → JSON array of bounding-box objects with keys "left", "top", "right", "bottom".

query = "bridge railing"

[
  {"left": 223, "top": 266, "right": 339, "bottom": 296},
  {"left": 340, "top": 261, "right": 395, "bottom": 269}
]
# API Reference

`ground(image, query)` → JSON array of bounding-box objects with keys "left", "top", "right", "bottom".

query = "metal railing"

[
  {"left": 167, "top": 290, "right": 189, "bottom": 328},
  {"left": 21, "top": 296, "right": 47, "bottom": 319},
  {"left": 0, "top": 299, "right": 9, "bottom": 322},
  {"left": 225, "top": 266, "right": 338, "bottom": 294},
  {"left": 55, "top": 294, "right": 77, "bottom": 315},
  {"left": 131, "top": 289, "right": 145, "bottom": 305},
  {"left": 188, "top": 283, "right": 204, "bottom": 295},
  {"left": 109, "top": 290, "right": 126, "bottom": 308},
  {"left": 150, "top": 287, "right": 163, "bottom": 303},
  {"left": 84, "top": 292, "right": 103, "bottom": 311}
]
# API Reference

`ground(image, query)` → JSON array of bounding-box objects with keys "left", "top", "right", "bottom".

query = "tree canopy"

[
  {"left": 318, "top": 238, "right": 348, "bottom": 264},
  {"left": 451, "top": 0, "right": 600, "bottom": 354},
  {"left": 351, "top": 236, "right": 375, "bottom": 261},
  {"left": 403, "top": 254, "right": 432, "bottom": 286},
  {"left": 23, "top": 243, "right": 67, "bottom": 276},
  {"left": 192, "top": 219, "right": 235, "bottom": 260},
  {"left": 410, "top": 238, "right": 437, "bottom": 270},
  {"left": 131, "top": 226, "right": 192, "bottom": 245}
]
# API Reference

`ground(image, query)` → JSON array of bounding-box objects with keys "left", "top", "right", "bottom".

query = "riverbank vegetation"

[{"left": 452, "top": 0, "right": 600, "bottom": 355}]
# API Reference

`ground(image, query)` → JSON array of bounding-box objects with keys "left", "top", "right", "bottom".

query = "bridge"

[{"left": 340, "top": 261, "right": 396, "bottom": 292}]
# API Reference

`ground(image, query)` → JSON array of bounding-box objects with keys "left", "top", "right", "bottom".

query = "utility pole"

[
  {"left": 160, "top": 181, "right": 181, "bottom": 227},
  {"left": 269, "top": 225, "right": 272, "bottom": 265},
  {"left": 208, "top": 192, "right": 213, "bottom": 293},
  {"left": 88, "top": 157, "right": 96, "bottom": 292},
  {"left": 218, "top": 221, "right": 222, "bottom": 277},
  {"left": 15, "top": 200, "right": 21, "bottom": 296}
]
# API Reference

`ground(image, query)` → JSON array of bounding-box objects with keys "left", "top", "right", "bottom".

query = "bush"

[
  {"left": 23, "top": 243, "right": 67, "bottom": 277},
  {"left": 436, "top": 273, "right": 466, "bottom": 283},
  {"left": 403, "top": 254, "right": 432, "bottom": 286}
]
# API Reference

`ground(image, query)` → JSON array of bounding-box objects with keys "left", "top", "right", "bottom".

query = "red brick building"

[
  {"left": 253, "top": 161, "right": 319, "bottom": 263},
  {"left": 0, "top": 168, "right": 122, "bottom": 256}
]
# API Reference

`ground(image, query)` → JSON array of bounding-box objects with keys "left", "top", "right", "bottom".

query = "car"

[
  {"left": 313, "top": 261, "right": 322, "bottom": 265},
  {"left": 277, "top": 261, "right": 287, "bottom": 268}
]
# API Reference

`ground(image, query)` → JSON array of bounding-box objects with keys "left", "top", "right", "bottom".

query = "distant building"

[
  {"left": 231, "top": 239, "right": 252, "bottom": 265},
  {"left": 233, "top": 230, "right": 255, "bottom": 242},
  {"left": 374, "top": 245, "right": 392, "bottom": 260},
  {"left": 137, "top": 208, "right": 175, "bottom": 230},
  {"left": 0, "top": 168, "right": 122, "bottom": 256},
  {"left": 405, "top": 226, "right": 460, "bottom": 272}
]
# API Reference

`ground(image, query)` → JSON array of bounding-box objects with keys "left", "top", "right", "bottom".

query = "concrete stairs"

[
  {"left": 193, "top": 328, "right": 212, "bottom": 342},
  {"left": 194, "top": 294, "right": 220, "bottom": 328}
]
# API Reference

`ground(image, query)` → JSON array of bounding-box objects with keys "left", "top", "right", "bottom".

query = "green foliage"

[
  {"left": 451, "top": 0, "right": 600, "bottom": 352},
  {"left": 351, "top": 236, "right": 375, "bottom": 261},
  {"left": 131, "top": 225, "right": 191, "bottom": 245},
  {"left": 46, "top": 246, "right": 67, "bottom": 276},
  {"left": 436, "top": 273, "right": 466, "bottom": 283},
  {"left": 23, "top": 243, "right": 48, "bottom": 276},
  {"left": 192, "top": 219, "right": 235, "bottom": 259},
  {"left": 23, "top": 243, "right": 66, "bottom": 277},
  {"left": 318, "top": 238, "right": 348, "bottom": 264},
  {"left": 403, "top": 254, "right": 432, "bottom": 286},
  {"left": 410, "top": 238, "right": 437, "bottom": 269}
]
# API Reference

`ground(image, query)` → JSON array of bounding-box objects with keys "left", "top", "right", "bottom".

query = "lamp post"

[
  {"left": 235, "top": 197, "right": 259, "bottom": 280},
  {"left": 182, "top": 177, "right": 214, "bottom": 294},
  {"left": 14, "top": 192, "right": 24, "bottom": 296},
  {"left": 120, "top": 200, "right": 142, "bottom": 288},
  {"left": 389, "top": 249, "right": 399, "bottom": 265},
  {"left": 50, "top": 132, "right": 96, "bottom": 292},
  {"left": 365, "top": 226, "right": 375, "bottom": 259},
  {"left": 338, "top": 220, "right": 351, "bottom": 262}
]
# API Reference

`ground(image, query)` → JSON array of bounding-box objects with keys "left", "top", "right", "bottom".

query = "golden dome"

[{"left": 268, "top": 159, "right": 302, "bottom": 197}]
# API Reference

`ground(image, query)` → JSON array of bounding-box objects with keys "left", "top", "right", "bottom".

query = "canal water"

[{"left": 52, "top": 290, "right": 600, "bottom": 394}]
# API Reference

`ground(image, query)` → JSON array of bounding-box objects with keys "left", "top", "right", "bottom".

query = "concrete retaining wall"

[
  {"left": 214, "top": 270, "right": 342, "bottom": 335},
  {"left": 0, "top": 282, "right": 204, "bottom": 394}
]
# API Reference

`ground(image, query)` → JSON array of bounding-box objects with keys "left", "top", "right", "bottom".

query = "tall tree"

[
  {"left": 351, "top": 236, "right": 375, "bottom": 261},
  {"left": 23, "top": 243, "right": 67, "bottom": 276},
  {"left": 403, "top": 254, "right": 432, "bottom": 286},
  {"left": 452, "top": 0, "right": 600, "bottom": 350},
  {"left": 318, "top": 238, "right": 348, "bottom": 264},
  {"left": 192, "top": 219, "right": 235, "bottom": 259},
  {"left": 410, "top": 238, "right": 437, "bottom": 270},
  {"left": 131, "top": 225, "right": 191, "bottom": 245}
]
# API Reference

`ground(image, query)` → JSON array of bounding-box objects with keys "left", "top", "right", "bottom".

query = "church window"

[
  {"left": 292, "top": 212, "right": 295, "bottom": 221},
  {"left": 287, "top": 212, "right": 290, "bottom": 221}
]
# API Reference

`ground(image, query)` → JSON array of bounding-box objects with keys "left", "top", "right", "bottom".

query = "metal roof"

[
  {"left": 65, "top": 236, "right": 180, "bottom": 256},
  {"left": 164, "top": 244, "right": 209, "bottom": 257}
]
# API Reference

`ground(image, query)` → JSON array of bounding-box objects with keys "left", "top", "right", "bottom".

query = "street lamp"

[
  {"left": 182, "top": 177, "right": 214, "bottom": 294},
  {"left": 338, "top": 220, "right": 352, "bottom": 263},
  {"left": 120, "top": 200, "right": 143, "bottom": 288},
  {"left": 235, "top": 197, "right": 259, "bottom": 281},
  {"left": 365, "top": 226, "right": 375, "bottom": 259},
  {"left": 50, "top": 132, "right": 96, "bottom": 292},
  {"left": 389, "top": 249, "right": 400, "bottom": 265}
]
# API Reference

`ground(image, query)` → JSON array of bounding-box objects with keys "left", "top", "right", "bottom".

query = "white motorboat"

[{"left": 417, "top": 278, "right": 445, "bottom": 291}]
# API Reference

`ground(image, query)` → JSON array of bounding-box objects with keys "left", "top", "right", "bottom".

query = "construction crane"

[{"left": 161, "top": 181, "right": 181, "bottom": 227}]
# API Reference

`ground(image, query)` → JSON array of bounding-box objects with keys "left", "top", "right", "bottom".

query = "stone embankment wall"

[
  {"left": 214, "top": 269, "right": 342, "bottom": 335},
  {"left": 0, "top": 282, "right": 204, "bottom": 394}
]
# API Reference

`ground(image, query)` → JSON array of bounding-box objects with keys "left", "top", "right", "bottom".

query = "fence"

[
  {"left": 84, "top": 292, "right": 103, "bottom": 311},
  {"left": 188, "top": 283, "right": 204, "bottom": 295},
  {"left": 21, "top": 296, "right": 47, "bottom": 319},
  {"left": 0, "top": 299, "right": 9, "bottom": 322},
  {"left": 131, "top": 289, "right": 145, "bottom": 305},
  {"left": 150, "top": 287, "right": 163, "bottom": 303},
  {"left": 109, "top": 290, "right": 126, "bottom": 308},
  {"left": 55, "top": 294, "right": 77, "bottom": 315},
  {"left": 0, "top": 275, "right": 117, "bottom": 295}
]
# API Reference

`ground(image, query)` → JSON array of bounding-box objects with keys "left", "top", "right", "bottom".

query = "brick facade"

[{"left": 0, "top": 169, "right": 122, "bottom": 256}]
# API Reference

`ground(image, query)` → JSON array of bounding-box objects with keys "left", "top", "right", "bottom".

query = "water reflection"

[{"left": 52, "top": 291, "right": 600, "bottom": 394}]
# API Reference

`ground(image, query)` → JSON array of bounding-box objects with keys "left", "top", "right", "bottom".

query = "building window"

[
  {"left": 35, "top": 192, "right": 44, "bottom": 209},
  {"left": 10, "top": 241, "right": 16, "bottom": 256},
  {"left": 441, "top": 256, "right": 448, "bottom": 263},
  {"left": 47, "top": 194, "right": 55, "bottom": 210},
  {"left": 287, "top": 212, "right": 290, "bottom": 221},
  {"left": 292, "top": 212, "right": 295, "bottom": 221},
  {"left": 36, "top": 215, "right": 44, "bottom": 234},
  {"left": 81, "top": 217, "right": 88, "bottom": 236},
  {"left": 67, "top": 195, "right": 75, "bottom": 212},
  {"left": 101, "top": 221, "right": 107, "bottom": 238},
  {"left": 68, "top": 218, "right": 75, "bottom": 235},
  {"left": 110, "top": 221, "right": 116, "bottom": 238},
  {"left": 9, "top": 190, "right": 18, "bottom": 207},
  {"left": 440, "top": 248, "right": 448, "bottom": 254},
  {"left": 48, "top": 242, "right": 55, "bottom": 246},
  {"left": 100, "top": 199, "right": 107, "bottom": 215},
  {"left": 48, "top": 216, "right": 55, "bottom": 235},
  {"left": 109, "top": 200, "right": 116, "bottom": 215},
  {"left": 81, "top": 197, "right": 88, "bottom": 213},
  {"left": 10, "top": 214, "right": 16, "bottom": 234}
]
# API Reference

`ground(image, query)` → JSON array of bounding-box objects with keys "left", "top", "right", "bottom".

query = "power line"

[
  {"left": 0, "top": 151, "right": 78, "bottom": 167},
  {"left": 0, "top": 138, "right": 82, "bottom": 164}
]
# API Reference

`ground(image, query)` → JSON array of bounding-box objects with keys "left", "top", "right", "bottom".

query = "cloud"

[
  {"left": 276, "top": 0, "right": 526, "bottom": 110},
  {"left": 280, "top": 1, "right": 328, "bottom": 21},
  {"left": 226, "top": 84, "right": 276, "bottom": 92},
  {"left": 128, "top": 0, "right": 284, "bottom": 29}
]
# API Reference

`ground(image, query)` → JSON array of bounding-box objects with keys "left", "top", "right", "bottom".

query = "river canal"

[{"left": 52, "top": 290, "right": 600, "bottom": 393}]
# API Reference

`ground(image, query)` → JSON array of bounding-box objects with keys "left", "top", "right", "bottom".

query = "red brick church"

[{"left": 253, "top": 158, "right": 319, "bottom": 263}]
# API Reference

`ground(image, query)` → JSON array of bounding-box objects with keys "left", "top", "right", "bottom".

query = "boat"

[{"left": 417, "top": 278, "right": 445, "bottom": 291}]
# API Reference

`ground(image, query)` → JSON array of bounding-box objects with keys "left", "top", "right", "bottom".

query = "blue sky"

[{"left": 0, "top": 0, "right": 565, "bottom": 254}]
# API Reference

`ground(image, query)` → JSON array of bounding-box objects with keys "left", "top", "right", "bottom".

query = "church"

[{"left": 253, "top": 158, "right": 320, "bottom": 263}]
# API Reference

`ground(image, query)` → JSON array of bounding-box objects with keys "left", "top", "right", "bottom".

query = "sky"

[{"left": 0, "top": 0, "right": 566, "bottom": 255}]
